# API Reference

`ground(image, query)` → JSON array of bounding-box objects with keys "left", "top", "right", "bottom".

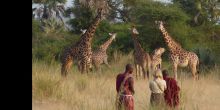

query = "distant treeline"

[{"left": 32, "top": 0, "right": 220, "bottom": 67}]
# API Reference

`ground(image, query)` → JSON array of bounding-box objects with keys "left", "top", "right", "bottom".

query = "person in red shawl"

[
  {"left": 116, "top": 64, "right": 135, "bottom": 110},
  {"left": 162, "top": 69, "right": 180, "bottom": 108}
]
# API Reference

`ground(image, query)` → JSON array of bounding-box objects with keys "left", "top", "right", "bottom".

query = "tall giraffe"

[
  {"left": 61, "top": 8, "right": 103, "bottom": 77},
  {"left": 91, "top": 33, "right": 117, "bottom": 70},
  {"left": 156, "top": 21, "right": 199, "bottom": 80},
  {"left": 151, "top": 47, "right": 165, "bottom": 72},
  {"left": 130, "top": 26, "right": 151, "bottom": 79}
]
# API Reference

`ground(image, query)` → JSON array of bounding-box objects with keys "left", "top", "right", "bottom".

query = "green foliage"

[
  {"left": 94, "top": 21, "right": 132, "bottom": 53},
  {"left": 32, "top": 19, "right": 41, "bottom": 37},
  {"left": 32, "top": 0, "right": 220, "bottom": 67},
  {"left": 42, "top": 18, "right": 65, "bottom": 34},
  {"left": 124, "top": 1, "right": 191, "bottom": 59},
  {"left": 32, "top": 29, "right": 80, "bottom": 63},
  {"left": 173, "top": 0, "right": 220, "bottom": 25},
  {"left": 67, "top": 0, "right": 97, "bottom": 33},
  {"left": 194, "top": 48, "right": 216, "bottom": 71}
]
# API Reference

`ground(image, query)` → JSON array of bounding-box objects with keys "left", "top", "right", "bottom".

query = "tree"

[
  {"left": 65, "top": 0, "right": 96, "bottom": 33},
  {"left": 32, "top": 0, "right": 68, "bottom": 33},
  {"left": 33, "top": 0, "right": 67, "bottom": 23},
  {"left": 172, "top": 0, "right": 220, "bottom": 25}
]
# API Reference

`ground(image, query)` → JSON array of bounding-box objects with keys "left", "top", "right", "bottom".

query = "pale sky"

[
  {"left": 65, "top": 0, "right": 172, "bottom": 8},
  {"left": 66, "top": 0, "right": 73, "bottom": 8}
]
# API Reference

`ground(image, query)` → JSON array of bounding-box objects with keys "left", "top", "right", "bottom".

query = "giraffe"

[
  {"left": 80, "top": 29, "right": 87, "bottom": 35},
  {"left": 60, "top": 8, "right": 103, "bottom": 77},
  {"left": 129, "top": 26, "right": 151, "bottom": 79},
  {"left": 150, "top": 47, "right": 165, "bottom": 72},
  {"left": 155, "top": 21, "right": 199, "bottom": 80},
  {"left": 91, "top": 32, "right": 117, "bottom": 70}
]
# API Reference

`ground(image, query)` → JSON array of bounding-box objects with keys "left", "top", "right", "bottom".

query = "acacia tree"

[{"left": 173, "top": 0, "right": 220, "bottom": 25}]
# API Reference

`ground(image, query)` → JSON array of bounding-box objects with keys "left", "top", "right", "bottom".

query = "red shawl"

[{"left": 163, "top": 76, "right": 180, "bottom": 107}]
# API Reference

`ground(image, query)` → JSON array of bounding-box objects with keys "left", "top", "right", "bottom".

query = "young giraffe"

[
  {"left": 156, "top": 21, "right": 199, "bottom": 80},
  {"left": 129, "top": 26, "right": 151, "bottom": 79},
  {"left": 91, "top": 33, "right": 117, "bottom": 70},
  {"left": 151, "top": 47, "right": 165, "bottom": 72},
  {"left": 61, "top": 8, "right": 103, "bottom": 77}
]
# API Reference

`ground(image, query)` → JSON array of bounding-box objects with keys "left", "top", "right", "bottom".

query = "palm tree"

[{"left": 33, "top": 0, "right": 67, "bottom": 23}]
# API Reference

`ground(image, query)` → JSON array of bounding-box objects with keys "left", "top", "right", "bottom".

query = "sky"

[
  {"left": 33, "top": 0, "right": 172, "bottom": 8},
  {"left": 65, "top": 0, "right": 73, "bottom": 8},
  {"left": 65, "top": 0, "right": 172, "bottom": 8}
]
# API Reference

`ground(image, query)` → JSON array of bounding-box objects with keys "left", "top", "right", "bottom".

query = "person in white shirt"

[{"left": 149, "top": 69, "right": 167, "bottom": 107}]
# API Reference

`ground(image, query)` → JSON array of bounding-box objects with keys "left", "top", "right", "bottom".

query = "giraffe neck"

[
  {"left": 159, "top": 24, "right": 182, "bottom": 53},
  {"left": 80, "top": 13, "right": 102, "bottom": 43},
  {"left": 99, "top": 36, "right": 114, "bottom": 51},
  {"left": 131, "top": 33, "right": 145, "bottom": 53},
  {"left": 152, "top": 54, "right": 162, "bottom": 60}
]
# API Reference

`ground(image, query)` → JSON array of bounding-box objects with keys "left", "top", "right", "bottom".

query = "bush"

[
  {"left": 194, "top": 48, "right": 216, "bottom": 70},
  {"left": 32, "top": 31, "right": 80, "bottom": 63}
]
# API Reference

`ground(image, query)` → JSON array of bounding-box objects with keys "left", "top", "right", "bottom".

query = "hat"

[{"left": 154, "top": 69, "right": 163, "bottom": 78}]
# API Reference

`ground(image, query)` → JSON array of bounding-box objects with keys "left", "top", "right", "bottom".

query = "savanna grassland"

[
  {"left": 32, "top": 0, "right": 220, "bottom": 109},
  {"left": 32, "top": 53, "right": 220, "bottom": 110}
]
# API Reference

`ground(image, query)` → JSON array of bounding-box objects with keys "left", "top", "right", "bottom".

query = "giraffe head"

[
  {"left": 80, "top": 29, "right": 87, "bottom": 34},
  {"left": 97, "top": 8, "right": 103, "bottom": 19},
  {"left": 108, "top": 32, "right": 117, "bottom": 41},
  {"left": 129, "top": 26, "right": 139, "bottom": 35},
  {"left": 155, "top": 21, "right": 164, "bottom": 30},
  {"left": 153, "top": 47, "right": 165, "bottom": 56}
]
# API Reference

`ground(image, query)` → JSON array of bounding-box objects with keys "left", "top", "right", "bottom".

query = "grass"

[{"left": 32, "top": 53, "right": 220, "bottom": 110}]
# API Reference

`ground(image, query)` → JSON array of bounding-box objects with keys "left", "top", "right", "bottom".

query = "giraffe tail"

[
  {"left": 60, "top": 54, "right": 73, "bottom": 77},
  {"left": 61, "top": 63, "right": 67, "bottom": 77},
  {"left": 196, "top": 59, "right": 200, "bottom": 80},
  {"left": 146, "top": 53, "right": 151, "bottom": 79}
]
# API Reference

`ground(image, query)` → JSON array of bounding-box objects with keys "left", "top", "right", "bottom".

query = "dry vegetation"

[{"left": 32, "top": 53, "right": 220, "bottom": 110}]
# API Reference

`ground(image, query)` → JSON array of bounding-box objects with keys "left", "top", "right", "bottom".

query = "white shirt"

[{"left": 149, "top": 78, "right": 167, "bottom": 93}]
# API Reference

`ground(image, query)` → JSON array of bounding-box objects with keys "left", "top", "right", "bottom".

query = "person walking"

[
  {"left": 149, "top": 69, "right": 167, "bottom": 107},
  {"left": 162, "top": 69, "right": 180, "bottom": 108},
  {"left": 116, "top": 64, "right": 135, "bottom": 110}
]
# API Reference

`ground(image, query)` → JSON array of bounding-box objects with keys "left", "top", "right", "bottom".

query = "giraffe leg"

[
  {"left": 141, "top": 66, "right": 147, "bottom": 79},
  {"left": 61, "top": 59, "right": 73, "bottom": 77},
  {"left": 95, "top": 63, "right": 101, "bottom": 73},
  {"left": 61, "top": 54, "right": 73, "bottom": 77},
  {"left": 190, "top": 62, "right": 198, "bottom": 80},
  {"left": 93, "top": 62, "right": 98, "bottom": 71},
  {"left": 138, "top": 65, "right": 142, "bottom": 78},
  {"left": 77, "top": 61, "right": 81, "bottom": 72},
  {"left": 80, "top": 60, "right": 86, "bottom": 74},
  {"left": 87, "top": 54, "right": 93, "bottom": 73},
  {"left": 104, "top": 57, "right": 110, "bottom": 68},
  {"left": 158, "top": 62, "right": 161, "bottom": 69},
  {"left": 147, "top": 62, "right": 151, "bottom": 79},
  {"left": 173, "top": 63, "right": 178, "bottom": 80},
  {"left": 135, "top": 64, "right": 138, "bottom": 79}
]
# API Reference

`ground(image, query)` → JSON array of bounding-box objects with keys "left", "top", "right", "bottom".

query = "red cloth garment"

[
  {"left": 118, "top": 95, "right": 134, "bottom": 110},
  {"left": 116, "top": 73, "right": 134, "bottom": 110},
  {"left": 163, "top": 76, "right": 180, "bottom": 108}
]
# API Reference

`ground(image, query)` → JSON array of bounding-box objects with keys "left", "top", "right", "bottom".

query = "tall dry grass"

[{"left": 32, "top": 53, "right": 220, "bottom": 110}]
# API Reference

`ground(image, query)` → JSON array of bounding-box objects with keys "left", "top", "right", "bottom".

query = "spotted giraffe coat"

[
  {"left": 61, "top": 8, "right": 103, "bottom": 76},
  {"left": 150, "top": 47, "right": 165, "bottom": 72},
  {"left": 130, "top": 26, "right": 151, "bottom": 79},
  {"left": 156, "top": 21, "right": 199, "bottom": 80},
  {"left": 91, "top": 33, "right": 117, "bottom": 70}
]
